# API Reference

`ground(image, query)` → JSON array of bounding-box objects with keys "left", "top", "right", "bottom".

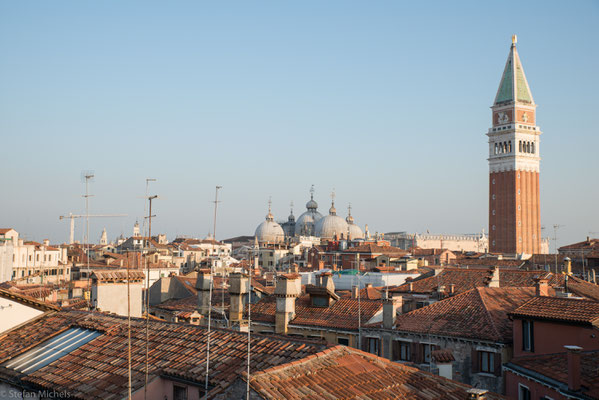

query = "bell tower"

[{"left": 488, "top": 35, "right": 541, "bottom": 255}]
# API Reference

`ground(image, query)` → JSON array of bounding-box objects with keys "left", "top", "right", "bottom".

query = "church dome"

[
  {"left": 315, "top": 200, "right": 348, "bottom": 240},
  {"left": 347, "top": 223, "right": 364, "bottom": 240},
  {"left": 255, "top": 204, "right": 285, "bottom": 244},
  {"left": 294, "top": 187, "right": 323, "bottom": 236},
  {"left": 345, "top": 205, "right": 364, "bottom": 239}
]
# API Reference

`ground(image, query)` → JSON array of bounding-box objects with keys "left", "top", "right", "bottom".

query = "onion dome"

[
  {"left": 314, "top": 195, "right": 348, "bottom": 240},
  {"left": 255, "top": 201, "right": 285, "bottom": 244}
]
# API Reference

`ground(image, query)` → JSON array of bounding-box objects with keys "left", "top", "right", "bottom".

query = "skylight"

[{"left": 3, "top": 327, "right": 101, "bottom": 373}]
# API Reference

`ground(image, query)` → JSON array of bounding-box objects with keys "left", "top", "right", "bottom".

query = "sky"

[{"left": 0, "top": 1, "right": 598, "bottom": 249}]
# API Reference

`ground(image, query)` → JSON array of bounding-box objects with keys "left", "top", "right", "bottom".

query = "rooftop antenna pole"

[
  {"left": 246, "top": 245, "right": 254, "bottom": 400},
  {"left": 205, "top": 185, "right": 221, "bottom": 399},
  {"left": 127, "top": 250, "right": 132, "bottom": 400},
  {"left": 553, "top": 224, "right": 564, "bottom": 274},
  {"left": 82, "top": 171, "right": 94, "bottom": 309},
  {"left": 144, "top": 194, "right": 157, "bottom": 400}
]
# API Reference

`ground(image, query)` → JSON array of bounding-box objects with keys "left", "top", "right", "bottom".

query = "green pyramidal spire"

[{"left": 494, "top": 35, "right": 534, "bottom": 105}]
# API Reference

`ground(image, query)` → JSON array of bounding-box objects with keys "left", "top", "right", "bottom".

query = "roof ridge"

[{"left": 475, "top": 288, "right": 505, "bottom": 341}]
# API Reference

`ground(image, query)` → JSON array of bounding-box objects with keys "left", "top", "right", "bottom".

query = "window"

[
  {"left": 392, "top": 341, "right": 411, "bottom": 361},
  {"left": 367, "top": 338, "right": 379, "bottom": 355},
  {"left": 518, "top": 384, "right": 531, "bottom": 400},
  {"left": 522, "top": 320, "right": 534, "bottom": 352},
  {"left": 338, "top": 337, "right": 349, "bottom": 346},
  {"left": 173, "top": 385, "right": 188, "bottom": 400},
  {"left": 479, "top": 351, "right": 495, "bottom": 373}
]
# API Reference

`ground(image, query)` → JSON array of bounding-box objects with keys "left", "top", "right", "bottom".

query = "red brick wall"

[{"left": 490, "top": 170, "right": 540, "bottom": 254}]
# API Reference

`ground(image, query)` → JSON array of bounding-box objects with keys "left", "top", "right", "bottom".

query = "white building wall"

[
  {"left": 0, "top": 298, "right": 44, "bottom": 334},
  {"left": 301, "top": 271, "right": 420, "bottom": 290},
  {"left": 92, "top": 282, "right": 143, "bottom": 318}
]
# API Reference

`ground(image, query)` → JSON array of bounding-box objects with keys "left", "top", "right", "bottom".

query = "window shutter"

[
  {"left": 471, "top": 349, "right": 479, "bottom": 373},
  {"left": 494, "top": 352, "right": 502, "bottom": 377},
  {"left": 392, "top": 341, "right": 400, "bottom": 361},
  {"left": 361, "top": 336, "right": 367, "bottom": 351},
  {"left": 412, "top": 342, "right": 421, "bottom": 364}
]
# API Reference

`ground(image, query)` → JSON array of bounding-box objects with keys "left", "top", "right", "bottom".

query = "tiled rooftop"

[
  {"left": 248, "top": 345, "right": 503, "bottom": 400},
  {"left": 251, "top": 295, "right": 382, "bottom": 330},
  {"left": 391, "top": 287, "right": 539, "bottom": 342},
  {"left": 507, "top": 350, "right": 599, "bottom": 399},
  {"left": 510, "top": 296, "right": 599, "bottom": 325},
  {"left": 391, "top": 268, "right": 599, "bottom": 300},
  {"left": 0, "top": 310, "right": 327, "bottom": 399}
]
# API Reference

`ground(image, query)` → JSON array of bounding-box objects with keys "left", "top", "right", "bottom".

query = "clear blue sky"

[{"left": 1, "top": 1, "right": 597, "bottom": 248}]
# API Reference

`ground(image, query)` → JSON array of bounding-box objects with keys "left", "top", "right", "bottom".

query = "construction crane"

[{"left": 59, "top": 213, "right": 127, "bottom": 244}]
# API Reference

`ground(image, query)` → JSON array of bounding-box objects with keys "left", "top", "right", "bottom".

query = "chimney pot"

[{"left": 565, "top": 345, "right": 582, "bottom": 391}]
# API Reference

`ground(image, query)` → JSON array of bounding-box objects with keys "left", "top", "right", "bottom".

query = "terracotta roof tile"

[
  {"left": 0, "top": 311, "right": 327, "bottom": 399},
  {"left": 248, "top": 345, "right": 503, "bottom": 400},
  {"left": 251, "top": 295, "right": 382, "bottom": 330},
  {"left": 507, "top": 350, "right": 599, "bottom": 398},
  {"left": 510, "top": 296, "right": 599, "bottom": 325},
  {"left": 391, "top": 287, "right": 539, "bottom": 342}
]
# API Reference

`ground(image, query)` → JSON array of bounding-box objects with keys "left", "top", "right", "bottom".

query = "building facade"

[{"left": 488, "top": 36, "right": 542, "bottom": 255}]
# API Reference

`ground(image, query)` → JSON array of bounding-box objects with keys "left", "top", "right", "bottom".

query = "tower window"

[
  {"left": 518, "top": 189, "right": 521, "bottom": 195},
  {"left": 492, "top": 194, "right": 496, "bottom": 200},
  {"left": 492, "top": 225, "right": 496, "bottom": 231},
  {"left": 492, "top": 210, "right": 496, "bottom": 215},
  {"left": 492, "top": 179, "right": 495, "bottom": 184}
]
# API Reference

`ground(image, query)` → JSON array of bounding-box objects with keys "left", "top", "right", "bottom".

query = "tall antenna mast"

[
  {"left": 246, "top": 244, "right": 254, "bottom": 399},
  {"left": 144, "top": 193, "right": 157, "bottom": 400},
  {"left": 82, "top": 171, "right": 94, "bottom": 309},
  {"left": 205, "top": 185, "right": 221, "bottom": 398}
]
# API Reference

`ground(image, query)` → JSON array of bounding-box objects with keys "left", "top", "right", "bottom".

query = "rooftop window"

[{"left": 3, "top": 328, "right": 101, "bottom": 373}]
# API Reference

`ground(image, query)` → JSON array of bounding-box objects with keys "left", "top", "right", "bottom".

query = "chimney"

[
  {"left": 383, "top": 297, "right": 399, "bottom": 329},
  {"left": 365, "top": 283, "right": 372, "bottom": 289},
  {"left": 321, "top": 272, "right": 335, "bottom": 292},
  {"left": 43, "top": 239, "right": 50, "bottom": 247},
  {"left": 565, "top": 345, "right": 582, "bottom": 391},
  {"left": 592, "top": 269, "right": 597, "bottom": 284},
  {"left": 466, "top": 388, "right": 488, "bottom": 400},
  {"left": 228, "top": 273, "right": 249, "bottom": 322},
  {"left": 408, "top": 282, "right": 413, "bottom": 292},
  {"left": 274, "top": 274, "right": 301, "bottom": 334},
  {"left": 448, "top": 284, "right": 455, "bottom": 295},
  {"left": 351, "top": 285, "right": 359, "bottom": 299},
  {"left": 535, "top": 278, "right": 549, "bottom": 297},
  {"left": 487, "top": 267, "right": 500, "bottom": 288},
  {"left": 195, "top": 269, "right": 212, "bottom": 315},
  {"left": 292, "top": 263, "right": 299, "bottom": 274},
  {"left": 318, "top": 260, "right": 324, "bottom": 270},
  {"left": 565, "top": 257, "right": 572, "bottom": 276}
]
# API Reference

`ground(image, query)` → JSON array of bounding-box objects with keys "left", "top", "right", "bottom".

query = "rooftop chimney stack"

[
  {"left": 196, "top": 269, "right": 212, "bottom": 315},
  {"left": 274, "top": 274, "right": 301, "bottom": 334},
  {"left": 351, "top": 285, "right": 359, "bottom": 299},
  {"left": 565, "top": 345, "right": 582, "bottom": 391},
  {"left": 565, "top": 257, "right": 572, "bottom": 276},
  {"left": 487, "top": 267, "right": 500, "bottom": 288},
  {"left": 535, "top": 277, "right": 549, "bottom": 297},
  {"left": 321, "top": 272, "right": 335, "bottom": 292},
  {"left": 228, "top": 273, "right": 249, "bottom": 322},
  {"left": 383, "top": 296, "right": 403, "bottom": 329}
]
